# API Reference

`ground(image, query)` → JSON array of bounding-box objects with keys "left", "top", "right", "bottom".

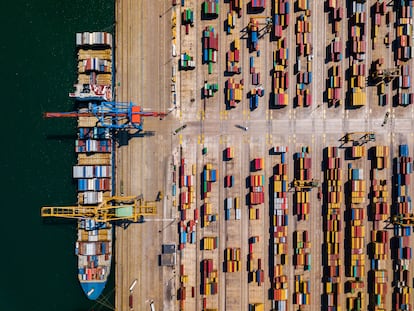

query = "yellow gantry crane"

[
  {"left": 41, "top": 195, "right": 156, "bottom": 224},
  {"left": 293, "top": 179, "right": 319, "bottom": 190},
  {"left": 391, "top": 214, "right": 414, "bottom": 227},
  {"left": 371, "top": 67, "right": 400, "bottom": 81},
  {"left": 342, "top": 132, "right": 376, "bottom": 145},
  {"left": 249, "top": 16, "right": 273, "bottom": 34}
]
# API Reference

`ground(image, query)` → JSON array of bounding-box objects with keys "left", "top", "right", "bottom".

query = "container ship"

[
  {"left": 73, "top": 32, "right": 112, "bottom": 300},
  {"left": 73, "top": 31, "right": 114, "bottom": 300},
  {"left": 76, "top": 219, "right": 112, "bottom": 300}
]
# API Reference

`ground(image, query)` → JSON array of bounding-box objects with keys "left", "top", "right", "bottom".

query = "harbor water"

[{"left": 0, "top": 1, "right": 114, "bottom": 310}]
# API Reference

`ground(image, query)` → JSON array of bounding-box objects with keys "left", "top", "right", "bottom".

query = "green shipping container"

[{"left": 208, "top": 62, "right": 213, "bottom": 74}]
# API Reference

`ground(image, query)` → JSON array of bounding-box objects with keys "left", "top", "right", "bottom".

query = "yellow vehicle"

[{"left": 293, "top": 179, "right": 319, "bottom": 190}]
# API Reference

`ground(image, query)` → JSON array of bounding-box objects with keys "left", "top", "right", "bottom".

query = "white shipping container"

[{"left": 235, "top": 208, "right": 241, "bottom": 220}]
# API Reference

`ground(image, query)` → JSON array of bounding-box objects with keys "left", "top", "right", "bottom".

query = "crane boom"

[
  {"left": 44, "top": 101, "right": 168, "bottom": 131},
  {"left": 41, "top": 195, "right": 157, "bottom": 223}
]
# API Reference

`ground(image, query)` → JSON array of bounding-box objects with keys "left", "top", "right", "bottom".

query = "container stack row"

[
  {"left": 251, "top": 0, "right": 266, "bottom": 9},
  {"left": 249, "top": 158, "right": 264, "bottom": 220},
  {"left": 350, "top": 145, "right": 366, "bottom": 158},
  {"left": 248, "top": 18, "right": 259, "bottom": 51},
  {"left": 224, "top": 247, "right": 241, "bottom": 272},
  {"left": 78, "top": 127, "right": 110, "bottom": 139},
  {"left": 327, "top": 0, "right": 343, "bottom": 34},
  {"left": 348, "top": 1, "right": 367, "bottom": 107},
  {"left": 350, "top": 2, "right": 367, "bottom": 61},
  {"left": 75, "top": 139, "right": 112, "bottom": 153},
  {"left": 327, "top": 64, "right": 342, "bottom": 106},
  {"left": 178, "top": 265, "right": 196, "bottom": 310},
  {"left": 293, "top": 230, "right": 311, "bottom": 270},
  {"left": 249, "top": 86, "right": 265, "bottom": 110},
  {"left": 201, "top": 163, "right": 218, "bottom": 228},
  {"left": 273, "top": 0, "right": 290, "bottom": 37},
  {"left": 202, "top": 26, "right": 218, "bottom": 74},
  {"left": 73, "top": 33, "right": 112, "bottom": 100},
  {"left": 248, "top": 303, "right": 264, "bottom": 311},
  {"left": 294, "top": 146, "right": 312, "bottom": 220},
  {"left": 202, "top": 163, "right": 217, "bottom": 199},
  {"left": 371, "top": 1, "right": 386, "bottom": 48},
  {"left": 247, "top": 236, "right": 264, "bottom": 286},
  {"left": 203, "top": 82, "right": 219, "bottom": 98},
  {"left": 270, "top": 147, "right": 289, "bottom": 311},
  {"left": 368, "top": 155, "right": 389, "bottom": 311},
  {"left": 226, "top": 38, "right": 241, "bottom": 74},
  {"left": 293, "top": 275, "right": 310, "bottom": 306},
  {"left": 249, "top": 174, "right": 265, "bottom": 218},
  {"left": 225, "top": 78, "right": 243, "bottom": 109},
  {"left": 295, "top": 9, "right": 312, "bottom": 107},
  {"left": 78, "top": 58, "right": 111, "bottom": 74},
  {"left": 392, "top": 144, "right": 413, "bottom": 311},
  {"left": 349, "top": 62, "right": 366, "bottom": 107},
  {"left": 323, "top": 146, "right": 342, "bottom": 311},
  {"left": 228, "top": 0, "right": 242, "bottom": 18},
  {"left": 178, "top": 219, "right": 197, "bottom": 249},
  {"left": 202, "top": 0, "right": 219, "bottom": 17},
  {"left": 272, "top": 37, "right": 289, "bottom": 107},
  {"left": 395, "top": 4, "right": 413, "bottom": 61},
  {"left": 177, "top": 158, "right": 197, "bottom": 250},
  {"left": 181, "top": 8, "right": 194, "bottom": 35},
  {"left": 250, "top": 55, "right": 261, "bottom": 86},
  {"left": 180, "top": 52, "right": 196, "bottom": 70},
  {"left": 398, "top": 64, "right": 414, "bottom": 106},
  {"left": 224, "top": 196, "right": 239, "bottom": 220},
  {"left": 202, "top": 236, "right": 219, "bottom": 250},
  {"left": 346, "top": 161, "right": 366, "bottom": 305},
  {"left": 200, "top": 259, "right": 218, "bottom": 295}
]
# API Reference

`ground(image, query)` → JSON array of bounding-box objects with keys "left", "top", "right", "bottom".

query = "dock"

[{"left": 111, "top": 0, "right": 414, "bottom": 311}]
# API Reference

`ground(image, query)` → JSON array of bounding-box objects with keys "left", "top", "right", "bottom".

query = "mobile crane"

[{"left": 44, "top": 101, "right": 168, "bottom": 131}]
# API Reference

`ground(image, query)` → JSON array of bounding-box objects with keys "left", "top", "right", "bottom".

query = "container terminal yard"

[{"left": 40, "top": 0, "right": 414, "bottom": 311}]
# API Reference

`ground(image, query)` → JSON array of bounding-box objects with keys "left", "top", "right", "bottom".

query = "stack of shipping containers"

[
  {"left": 178, "top": 158, "right": 197, "bottom": 249},
  {"left": 368, "top": 145, "right": 389, "bottom": 310},
  {"left": 348, "top": 1, "right": 367, "bottom": 107},
  {"left": 270, "top": 146, "right": 288, "bottom": 311},
  {"left": 294, "top": 5, "right": 313, "bottom": 107},
  {"left": 392, "top": 144, "right": 413, "bottom": 311},
  {"left": 272, "top": 0, "right": 290, "bottom": 107},
  {"left": 322, "top": 146, "right": 342, "bottom": 311},
  {"left": 346, "top": 163, "right": 366, "bottom": 306},
  {"left": 294, "top": 146, "right": 312, "bottom": 220}
]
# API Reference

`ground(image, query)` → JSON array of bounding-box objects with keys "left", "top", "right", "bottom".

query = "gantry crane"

[
  {"left": 248, "top": 16, "right": 273, "bottom": 35},
  {"left": 371, "top": 67, "right": 400, "bottom": 83},
  {"left": 342, "top": 132, "right": 376, "bottom": 146},
  {"left": 44, "top": 101, "right": 168, "bottom": 131},
  {"left": 41, "top": 195, "right": 157, "bottom": 224},
  {"left": 292, "top": 179, "right": 319, "bottom": 191},
  {"left": 391, "top": 214, "right": 414, "bottom": 227}
]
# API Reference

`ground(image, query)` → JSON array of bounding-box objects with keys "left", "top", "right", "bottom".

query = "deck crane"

[
  {"left": 41, "top": 195, "right": 157, "bottom": 225},
  {"left": 44, "top": 101, "right": 168, "bottom": 131}
]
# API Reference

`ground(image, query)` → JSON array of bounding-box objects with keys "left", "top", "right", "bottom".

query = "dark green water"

[{"left": 0, "top": 1, "right": 115, "bottom": 310}]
